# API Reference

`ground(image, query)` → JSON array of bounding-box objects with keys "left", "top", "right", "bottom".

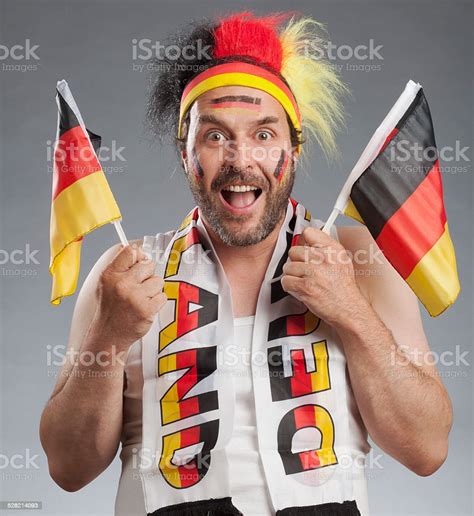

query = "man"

[{"left": 40, "top": 12, "right": 452, "bottom": 516}]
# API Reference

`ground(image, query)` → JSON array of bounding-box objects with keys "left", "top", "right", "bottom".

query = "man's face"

[{"left": 182, "top": 85, "right": 298, "bottom": 247}]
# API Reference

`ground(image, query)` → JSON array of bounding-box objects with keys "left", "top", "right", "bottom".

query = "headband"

[{"left": 178, "top": 62, "right": 302, "bottom": 153}]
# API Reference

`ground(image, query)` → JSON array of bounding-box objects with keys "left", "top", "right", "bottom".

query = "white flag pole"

[
  {"left": 322, "top": 80, "right": 422, "bottom": 234},
  {"left": 112, "top": 220, "right": 129, "bottom": 247}
]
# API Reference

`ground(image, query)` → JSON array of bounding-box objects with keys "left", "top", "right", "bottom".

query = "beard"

[{"left": 186, "top": 162, "right": 295, "bottom": 247}]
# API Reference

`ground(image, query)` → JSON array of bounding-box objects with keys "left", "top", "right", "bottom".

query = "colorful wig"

[{"left": 147, "top": 12, "right": 348, "bottom": 157}]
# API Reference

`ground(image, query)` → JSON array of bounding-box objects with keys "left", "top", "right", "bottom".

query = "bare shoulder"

[
  {"left": 336, "top": 225, "right": 411, "bottom": 298},
  {"left": 336, "top": 225, "right": 431, "bottom": 368}
]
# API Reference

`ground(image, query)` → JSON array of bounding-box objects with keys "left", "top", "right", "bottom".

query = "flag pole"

[
  {"left": 112, "top": 220, "right": 129, "bottom": 246},
  {"left": 321, "top": 80, "right": 422, "bottom": 236},
  {"left": 322, "top": 207, "right": 340, "bottom": 234}
]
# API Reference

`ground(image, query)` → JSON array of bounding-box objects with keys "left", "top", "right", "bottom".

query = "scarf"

[{"left": 139, "top": 199, "right": 363, "bottom": 516}]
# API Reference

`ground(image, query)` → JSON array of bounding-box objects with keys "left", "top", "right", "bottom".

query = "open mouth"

[{"left": 220, "top": 184, "right": 263, "bottom": 210}]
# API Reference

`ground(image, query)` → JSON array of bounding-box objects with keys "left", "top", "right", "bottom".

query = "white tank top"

[
  {"left": 115, "top": 315, "right": 370, "bottom": 515},
  {"left": 114, "top": 316, "right": 272, "bottom": 515}
]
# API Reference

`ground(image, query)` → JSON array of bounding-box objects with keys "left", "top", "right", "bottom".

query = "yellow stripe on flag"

[
  {"left": 49, "top": 170, "right": 121, "bottom": 305},
  {"left": 343, "top": 197, "right": 364, "bottom": 224},
  {"left": 405, "top": 223, "right": 461, "bottom": 317}
]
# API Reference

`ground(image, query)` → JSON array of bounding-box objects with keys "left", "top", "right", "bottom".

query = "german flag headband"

[
  {"left": 178, "top": 61, "right": 302, "bottom": 152},
  {"left": 175, "top": 12, "right": 347, "bottom": 157}
]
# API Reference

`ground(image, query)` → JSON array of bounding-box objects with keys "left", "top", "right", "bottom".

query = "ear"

[{"left": 291, "top": 148, "right": 300, "bottom": 169}]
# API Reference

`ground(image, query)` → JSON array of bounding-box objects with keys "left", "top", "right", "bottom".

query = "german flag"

[
  {"left": 327, "top": 81, "right": 460, "bottom": 317},
  {"left": 49, "top": 80, "right": 121, "bottom": 305}
]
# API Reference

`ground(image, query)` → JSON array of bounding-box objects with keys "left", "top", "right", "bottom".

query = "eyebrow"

[{"left": 197, "top": 114, "right": 280, "bottom": 127}]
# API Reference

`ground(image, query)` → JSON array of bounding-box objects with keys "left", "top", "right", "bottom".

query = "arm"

[
  {"left": 39, "top": 240, "right": 166, "bottom": 491},
  {"left": 281, "top": 226, "right": 452, "bottom": 476},
  {"left": 336, "top": 226, "right": 452, "bottom": 475}
]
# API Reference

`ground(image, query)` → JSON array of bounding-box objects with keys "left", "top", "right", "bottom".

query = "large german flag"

[
  {"left": 327, "top": 81, "right": 460, "bottom": 316},
  {"left": 49, "top": 80, "right": 122, "bottom": 305}
]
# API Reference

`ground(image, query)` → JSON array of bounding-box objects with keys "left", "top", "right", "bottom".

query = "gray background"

[{"left": 0, "top": 0, "right": 472, "bottom": 515}]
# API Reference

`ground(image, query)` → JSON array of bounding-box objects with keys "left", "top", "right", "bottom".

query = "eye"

[
  {"left": 206, "top": 131, "right": 226, "bottom": 142},
  {"left": 256, "top": 130, "right": 273, "bottom": 141}
]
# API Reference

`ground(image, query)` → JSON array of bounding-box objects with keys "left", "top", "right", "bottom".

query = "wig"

[{"left": 147, "top": 12, "right": 348, "bottom": 157}]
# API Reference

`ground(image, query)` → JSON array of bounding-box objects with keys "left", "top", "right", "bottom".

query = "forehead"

[{"left": 189, "top": 85, "right": 287, "bottom": 121}]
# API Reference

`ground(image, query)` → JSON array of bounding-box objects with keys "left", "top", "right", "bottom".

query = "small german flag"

[
  {"left": 49, "top": 80, "right": 122, "bottom": 305},
  {"left": 327, "top": 81, "right": 460, "bottom": 317}
]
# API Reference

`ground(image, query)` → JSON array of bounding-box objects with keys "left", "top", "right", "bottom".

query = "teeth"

[{"left": 223, "top": 185, "right": 258, "bottom": 192}]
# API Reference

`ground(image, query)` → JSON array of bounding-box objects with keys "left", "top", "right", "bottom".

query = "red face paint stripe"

[
  {"left": 375, "top": 161, "right": 446, "bottom": 278},
  {"left": 211, "top": 101, "right": 262, "bottom": 111}
]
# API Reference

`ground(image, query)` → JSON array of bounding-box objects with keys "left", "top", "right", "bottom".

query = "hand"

[
  {"left": 281, "top": 227, "right": 367, "bottom": 327},
  {"left": 95, "top": 244, "right": 167, "bottom": 346}
]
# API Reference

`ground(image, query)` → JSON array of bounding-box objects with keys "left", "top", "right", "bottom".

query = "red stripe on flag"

[
  {"left": 378, "top": 127, "right": 398, "bottom": 155},
  {"left": 52, "top": 125, "right": 101, "bottom": 200},
  {"left": 376, "top": 161, "right": 446, "bottom": 278}
]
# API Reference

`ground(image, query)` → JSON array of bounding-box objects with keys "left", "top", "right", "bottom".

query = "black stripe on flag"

[
  {"left": 350, "top": 89, "right": 438, "bottom": 239},
  {"left": 57, "top": 91, "right": 80, "bottom": 135}
]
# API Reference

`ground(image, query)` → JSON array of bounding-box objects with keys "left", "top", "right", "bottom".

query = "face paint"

[
  {"left": 209, "top": 95, "right": 262, "bottom": 113},
  {"left": 273, "top": 149, "right": 290, "bottom": 183},
  {"left": 190, "top": 148, "right": 204, "bottom": 178}
]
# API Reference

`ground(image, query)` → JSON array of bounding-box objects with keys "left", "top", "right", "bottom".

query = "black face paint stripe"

[
  {"left": 210, "top": 95, "right": 262, "bottom": 105},
  {"left": 190, "top": 148, "right": 204, "bottom": 178},
  {"left": 274, "top": 149, "right": 288, "bottom": 180}
]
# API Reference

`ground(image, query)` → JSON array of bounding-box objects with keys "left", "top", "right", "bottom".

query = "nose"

[{"left": 222, "top": 134, "right": 255, "bottom": 172}]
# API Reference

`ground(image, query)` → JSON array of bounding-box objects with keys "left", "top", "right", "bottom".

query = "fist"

[
  {"left": 96, "top": 243, "right": 167, "bottom": 345},
  {"left": 281, "top": 227, "right": 363, "bottom": 326}
]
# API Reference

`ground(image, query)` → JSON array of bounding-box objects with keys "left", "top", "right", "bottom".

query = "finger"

[
  {"left": 298, "top": 227, "right": 334, "bottom": 248},
  {"left": 128, "top": 259, "right": 157, "bottom": 283},
  {"left": 140, "top": 276, "right": 165, "bottom": 298},
  {"left": 109, "top": 243, "right": 149, "bottom": 272},
  {"left": 282, "top": 261, "right": 311, "bottom": 278},
  {"left": 148, "top": 292, "right": 168, "bottom": 313},
  {"left": 281, "top": 275, "right": 306, "bottom": 297},
  {"left": 288, "top": 245, "right": 325, "bottom": 263}
]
